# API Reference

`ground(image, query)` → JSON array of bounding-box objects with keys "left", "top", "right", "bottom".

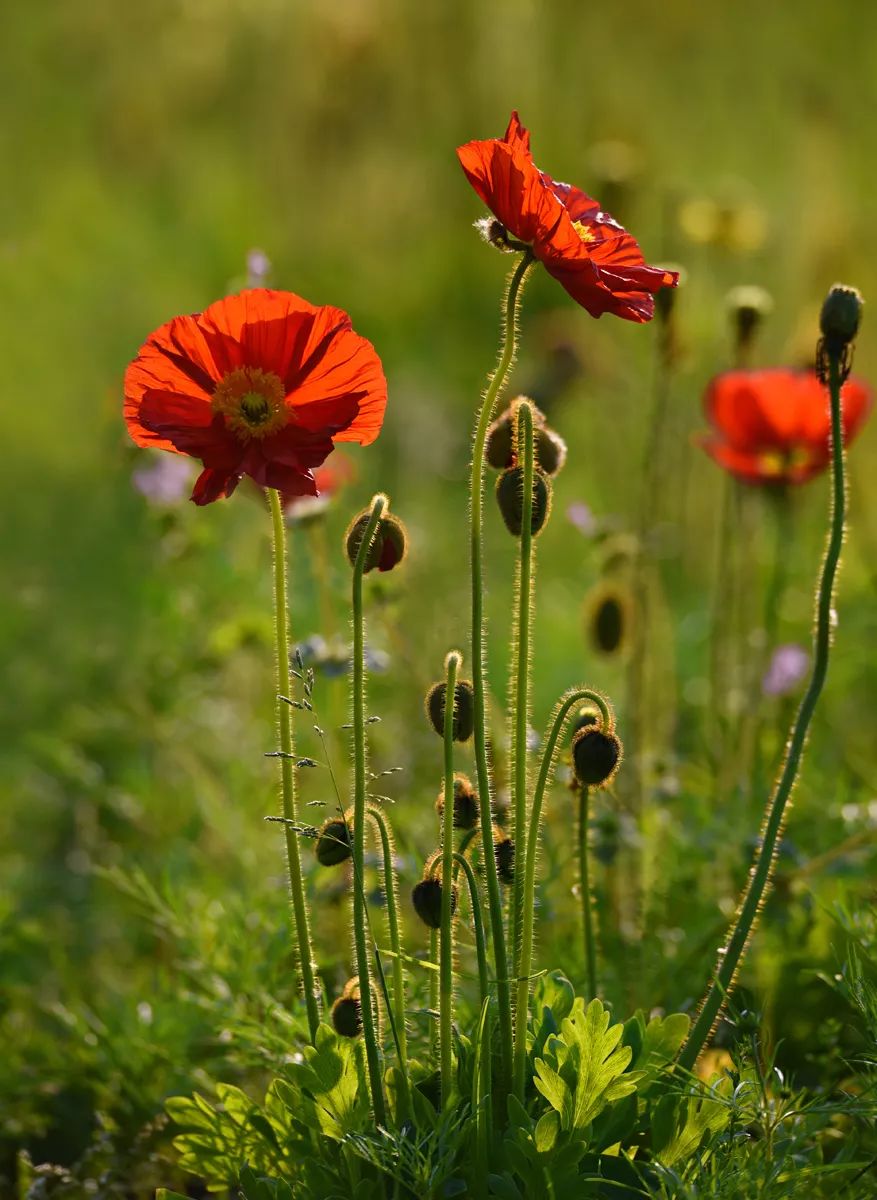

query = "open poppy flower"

[
  {"left": 700, "top": 368, "right": 871, "bottom": 484},
  {"left": 124, "top": 289, "right": 386, "bottom": 505},
  {"left": 457, "top": 111, "right": 678, "bottom": 321}
]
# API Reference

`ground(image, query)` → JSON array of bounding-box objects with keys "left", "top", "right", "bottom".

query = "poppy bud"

[
  {"left": 485, "top": 400, "right": 567, "bottom": 478},
  {"left": 412, "top": 876, "right": 457, "bottom": 929},
  {"left": 495, "top": 467, "right": 551, "bottom": 536},
  {"left": 436, "top": 773, "right": 479, "bottom": 831},
  {"left": 584, "top": 583, "right": 632, "bottom": 658},
  {"left": 494, "top": 831, "right": 515, "bottom": 885},
  {"left": 475, "top": 217, "right": 517, "bottom": 253},
  {"left": 345, "top": 508, "right": 408, "bottom": 573},
  {"left": 485, "top": 408, "right": 516, "bottom": 470},
  {"left": 726, "top": 285, "right": 773, "bottom": 356},
  {"left": 571, "top": 726, "right": 622, "bottom": 788},
  {"left": 571, "top": 706, "right": 600, "bottom": 738},
  {"left": 314, "top": 817, "right": 352, "bottom": 867},
  {"left": 534, "top": 425, "right": 568, "bottom": 477},
  {"left": 331, "top": 980, "right": 362, "bottom": 1038},
  {"left": 425, "top": 679, "right": 475, "bottom": 742},
  {"left": 820, "top": 284, "right": 863, "bottom": 350},
  {"left": 655, "top": 262, "right": 686, "bottom": 324}
]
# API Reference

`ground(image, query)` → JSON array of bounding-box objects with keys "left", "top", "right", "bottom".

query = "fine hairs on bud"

[
  {"left": 425, "top": 679, "right": 475, "bottom": 742},
  {"left": 495, "top": 467, "right": 552, "bottom": 536},
  {"left": 344, "top": 497, "right": 408, "bottom": 573},
  {"left": 436, "top": 773, "right": 480, "bottom": 831},
  {"left": 571, "top": 726, "right": 623, "bottom": 789},
  {"left": 817, "top": 283, "right": 863, "bottom": 383},
  {"left": 494, "top": 829, "right": 515, "bottom": 885},
  {"left": 412, "top": 874, "right": 458, "bottom": 929},
  {"left": 331, "top": 978, "right": 362, "bottom": 1038},
  {"left": 314, "top": 814, "right": 353, "bottom": 866},
  {"left": 485, "top": 397, "right": 568, "bottom": 477}
]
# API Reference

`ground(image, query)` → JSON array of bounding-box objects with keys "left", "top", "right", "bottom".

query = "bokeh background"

[{"left": 4, "top": 0, "right": 877, "bottom": 1187}]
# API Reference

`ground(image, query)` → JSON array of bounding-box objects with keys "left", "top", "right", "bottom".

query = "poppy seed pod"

[
  {"left": 435, "top": 773, "right": 480, "bottom": 831},
  {"left": 331, "top": 981, "right": 362, "bottom": 1038},
  {"left": 425, "top": 680, "right": 475, "bottom": 742},
  {"left": 572, "top": 726, "right": 623, "bottom": 789},
  {"left": 494, "top": 832, "right": 515, "bottom": 885},
  {"left": 412, "top": 876, "right": 457, "bottom": 929},
  {"left": 495, "top": 467, "right": 551, "bottom": 536},
  {"left": 345, "top": 509, "right": 408, "bottom": 573},
  {"left": 820, "top": 284, "right": 863, "bottom": 350},
  {"left": 314, "top": 817, "right": 352, "bottom": 867}
]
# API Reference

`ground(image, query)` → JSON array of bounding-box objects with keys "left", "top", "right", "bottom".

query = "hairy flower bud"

[
  {"left": 412, "top": 876, "right": 457, "bottom": 929},
  {"left": 331, "top": 980, "right": 362, "bottom": 1038},
  {"left": 571, "top": 706, "right": 600, "bottom": 738},
  {"left": 820, "top": 284, "right": 863, "bottom": 349},
  {"left": 494, "top": 830, "right": 515, "bottom": 885},
  {"left": 571, "top": 727, "right": 622, "bottom": 788},
  {"left": 495, "top": 467, "right": 551, "bottom": 536},
  {"left": 345, "top": 508, "right": 408, "bottom": 573},
  {"left": 425, "top": 679, "right": 475, "bottom": 742},
  {"left": 435, "top": 773, "right": 480, "bottom": 831},
  {"left": 584, "top": 583, "right": 632, "bottom": 657},
  {"left": 314, "top": 816, "right": 352, "bottom": 867},
  {"left": 485, "top": 399, "right": 567, "bottom": 477}
]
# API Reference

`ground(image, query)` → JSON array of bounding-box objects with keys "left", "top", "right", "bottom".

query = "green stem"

[
  {"left": 429, "top": 928, "right": 439, "bottom": 1057},
  {"left": 453, "top": 851, "right": 490, "bottom": 1008},
  {"left": 470, "top": 250, "right": 535, "bottom": 1086},
  {"left": 366, "top": 805, "right": 409, "bottom": 1076},
  {"left": 510, "top": 402, "right": 535, "bottom": 978},
  {"left": 268, "top": 488, "right": 320, "bottom": 1042},
  {"left": 579, "top": 786, "right": 598, "bottom": 1000},
  {"left": 440, "top": 651, "right": 461, "bottom": 1104},
  {"left": 513, "top": 687, "right": 613, "bottom": 1096},
  {"left": 351, "top": 494, "right": 388, "bottom": 1123},
  {"left": 678, "top": 351, "right": 848, "bottom": 1073}
]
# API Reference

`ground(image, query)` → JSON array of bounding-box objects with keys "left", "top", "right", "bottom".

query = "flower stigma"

[{"left": 212, "top": 366, "right": 288, "bottom": 440}]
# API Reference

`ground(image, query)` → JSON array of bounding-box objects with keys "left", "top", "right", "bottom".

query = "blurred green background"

[{"left": 4, "top": 0, "right": 877, "bottom": 1186}]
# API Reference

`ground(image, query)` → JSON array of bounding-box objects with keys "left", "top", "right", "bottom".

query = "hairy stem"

[
  {"left": 440, "top": 651, "right": 462, "bottom": 1103},
  {"left": 351, "top": 494, "right": 388, "bottom": 1123},
  {"left": 366, "top": 805, "right": 409, "bottom": 1083},
  {"left": 453, "top": 850, "right": 490, "bottom": 1009},
  {"left": 579, "top": 785, "right": 598, "bottom": 1000},
  {"left": 513, "top": 687, "right": 613, "bottom": 1096},
  {"left": 269, "top": 488, "right": 320, "bottom": 1042},
  {"left": 470, "top": 250, "right": 535, "bottom": 1085},
  {"left": 678, "top": 351, "right": 848, "bottom": 1072}
]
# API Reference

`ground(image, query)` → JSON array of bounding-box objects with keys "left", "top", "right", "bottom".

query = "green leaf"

[
  {"left": 289, "top": 1023, "right": 368, "bottom": 1139},
  {"left": 634, "top": 1013, "right": 690, "bottom": 1088},
  {"left": 156, "top": 1192, "right": 191, "bottom": 1200},
  {"left": 651, "top": 1088, "right": 730, "bottom": 1167},
  {"left": 534, "top": 1110, "right": 560, "bottom": 1152},
  {"left": 534, "top": 998, "right": 640, "bottom": 1135}
]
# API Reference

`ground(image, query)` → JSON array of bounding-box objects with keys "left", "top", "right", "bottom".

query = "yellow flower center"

[
  {"left": 211, "top": 367, "right": 288, "bottom": 440},
  {"left": 571, "top": 220, "right": 596, "bottom": 243},
  {"left": 757, "top": 446, "right": 813, "bottom": 477}
]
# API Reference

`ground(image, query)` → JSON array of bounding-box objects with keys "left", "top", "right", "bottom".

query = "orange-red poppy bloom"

[
  {"left": 124, "top": 289, "right": 386, "bottom": 505},
  {"left": 700, "top": 368, "right": 871, "bottom": 484},
  {"left": 457, "top": 112, "right": 678, "bottom": 321}
]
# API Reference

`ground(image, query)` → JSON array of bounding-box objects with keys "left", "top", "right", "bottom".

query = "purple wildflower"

[{"left": 762, "top": 644, "right": 809, "bottom": 697}]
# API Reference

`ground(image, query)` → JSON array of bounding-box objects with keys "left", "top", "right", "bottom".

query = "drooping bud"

[
  {"left": 412, "top": 876, "right": 458, "bottom": 929},
  {"left": 726, "top": 285, "right": 773, "bottom": 362},
  {"left": 485, "top": 398, "right": 567, "bottom": 477},
  {"left": 494, "top": 830, "right": 515, "bottom": 885},
  {"left": 571, "top": 706, "right": 600, "bottom": 738},
  {"left": 314, "top": 816, "right": 353, "bottom": 867},
  {"left": 425, "top": 679, "right": 475, "bottom": 742},
  {"left": 345, "top": 506, "right": 408, "bottom": 573},
  {"left": 571, "top": 726, "right": 623, "bottom": 789},
  {"left": 534, "top": 425, "right": 567, "bottom": 476},
  {"left": 583, "top": 582, "right": 633, "bottom": 658},
  {"left": 495, "top": 467, "right": 551, "bottom": 536},
  {"left": 331, "top": 979, "right": 362, "bottom": 1038},
  {"left": 435, "top": 773, "right": 479, "bottom": 831}
]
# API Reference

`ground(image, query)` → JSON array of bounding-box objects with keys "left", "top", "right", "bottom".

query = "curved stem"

[
  {"left": 470, "top": 250, "right": 535, "bottom": 1086},
  {"left": 513, "top": 686, "right": 613, "bottom": 1096},
  {"left": 440, "top": 651, "right": 461, "bottom": 1103},
  {"left": 365, "top": 805, "right": 409, "bottom": 1076},
  {"left": 579, "top": 786, "right": 598, "bottom": 1000},
  {"left": 351, "top": 494, "right": 388, "bottom": 1123},
  {"left": 453, "top": 850, "right": 490, "bottom": 1009},
  {"left": 678, "top": 351, "right": 848, "bottom": 1073},
  {"left": 509, "top": 402, "right": 535, "bottom": 977},
  {"left": 268, "top": 488, "right": 320, "bottom": 1042}
]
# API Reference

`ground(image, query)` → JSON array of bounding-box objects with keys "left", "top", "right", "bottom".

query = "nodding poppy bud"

[
  {"left": 345, "top": 508, "right": 408, "bottom": 573},
  {"left": 436, "top": 773, "right": 479, "bottom": 831},
  {"left": 495, "top": 467, "right": 551, "bottom": 537},
  {"left": 572, "top": 726, "right": 622, "bottom": 788},
  {"left": 494, "top": 831, "right": 515, "bottom": 885},
  {"left": 425, "top": 679, "right": 475, "bottom": 742},
  {"left": 485, "top": 400, "right": 567, "bottom": 478},
  {"left": 584, "top": 583, "right": 632, "bottom": 658},
  {"left": 475, "top": 217, "right": 517, "bottom": 253},
  {"left": 534, "top": 425, "right": 567, "bottom": 477},
  {"left": 820, "top": 284, "right": 863, "bottom": 350},
  {"left": 315, "top": 817, "right": 352, "bottom": 867},
  {"left": 412, "top": 876, "right": 457, "bottom": 929},
  {"left": 331, "top": 980, "right": 362, "bottom": 1038},
  {"left": 726, "top": 285, "right": 772, "bottom": 355}
]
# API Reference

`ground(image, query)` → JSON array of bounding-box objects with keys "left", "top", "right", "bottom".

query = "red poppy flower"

[
  {"left": 456, "top": 111, "right": 678, "bottom": 321},
  {"left": 700, "top": 368, "right": 872, "bottom": 484},
  {"left": 124, "top": 289, "right": 386, "bottom": 505}
]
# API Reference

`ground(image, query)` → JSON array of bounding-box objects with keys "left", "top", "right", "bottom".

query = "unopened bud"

[
  {"left": 436, "top": 773, "right": 480, "bottom": 831},
  {"left": 345, "top": 508, "right": 408, "bottom": 573},
  {"left": 331, "top": 980, "right": 362, "bottom": 1038},
  {"left": 314, "top": 817, "right": 352, "bottom": 867},
  {"left": 584, "top": 583, "right": 632, "bottom": 657},
  {"left": 495, "top": 467, "right": 551, "bottom": 536},
  {"left": 412, "top": 876, "right": 457, "bottom": 929},
  {"left": 820, "top": 284, "right": 863, "bottom": 350},
  {"left": 425, "top": 679, "right": 475, "bottom": 742},
  {"left": 571, "top": 727, "right": 622, "bottom": 788},
  {"left": 494, "top": 831, "right": 515, "bottom": 885}
]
